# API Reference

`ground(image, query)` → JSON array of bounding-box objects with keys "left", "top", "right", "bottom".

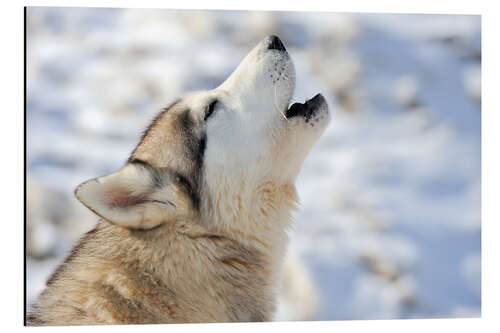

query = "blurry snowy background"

[{"left": 26, "top": 7, "right": 481, "bottom": 321}]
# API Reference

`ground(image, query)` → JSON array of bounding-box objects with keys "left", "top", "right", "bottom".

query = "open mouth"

[{"left": 285, "top": 93, "right": 327, "bottom": 121}]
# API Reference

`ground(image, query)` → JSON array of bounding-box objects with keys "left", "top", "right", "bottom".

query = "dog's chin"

[{"left": 285, "top": 94, "right": 329, "bottom": 123}]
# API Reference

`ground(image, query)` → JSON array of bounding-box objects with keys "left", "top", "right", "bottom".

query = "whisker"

[{"left": 274, "top": 84, "right": 288, "bottom": 121}]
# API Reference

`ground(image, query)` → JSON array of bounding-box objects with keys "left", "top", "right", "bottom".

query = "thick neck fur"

[
  {"left": 29, "top": 178, "right": 298, "bottom": 325},
  {"left": 203, "top": 177, "right": 298, "bottom": 277}
]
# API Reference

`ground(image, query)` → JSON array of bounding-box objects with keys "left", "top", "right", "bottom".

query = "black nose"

[{"left": 267, "top": 35, "right": 286, "bottom": 52}]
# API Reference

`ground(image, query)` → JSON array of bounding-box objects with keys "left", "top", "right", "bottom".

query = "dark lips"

[{"left": 285, "top": 94, "right": 326, "bottom": 120}]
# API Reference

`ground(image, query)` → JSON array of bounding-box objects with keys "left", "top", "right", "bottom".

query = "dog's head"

[{"left": 76, "top": 36, "right": 329, "bottom": 230}]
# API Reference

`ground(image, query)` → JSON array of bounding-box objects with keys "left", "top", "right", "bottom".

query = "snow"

[{"left": 26, "top": 8, "right": 481, "bottom": 321}]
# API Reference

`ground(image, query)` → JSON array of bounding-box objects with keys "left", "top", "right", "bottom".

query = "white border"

[
  {"left": 11, "top": 0, "right": 489, "bottom": 13},
  {"left": 3, "top": 0, "right": 498, "bottom": 332}
]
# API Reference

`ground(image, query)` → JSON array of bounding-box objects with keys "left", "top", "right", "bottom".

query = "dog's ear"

[{"left": 75, "top": 162, "right": 194, "bottom": 229}]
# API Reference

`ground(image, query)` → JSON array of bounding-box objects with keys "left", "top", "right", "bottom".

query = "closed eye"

[{"left": 204, "top": 100, "right": 218, "bottom": 121}]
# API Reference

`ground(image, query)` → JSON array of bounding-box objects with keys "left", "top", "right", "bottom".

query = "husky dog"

[{"left": 27, "top": 36, "right": 329, "bottom": 325}]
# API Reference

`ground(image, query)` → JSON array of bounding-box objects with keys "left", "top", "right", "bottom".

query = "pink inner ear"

[{"left": 104, "top": 187, "right": 147, "bottom": 208}]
